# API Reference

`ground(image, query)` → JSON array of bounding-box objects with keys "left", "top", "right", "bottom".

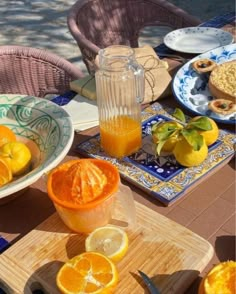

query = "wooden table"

[{"left": 0, "top": 13, "right": 235, "bottom": 294}]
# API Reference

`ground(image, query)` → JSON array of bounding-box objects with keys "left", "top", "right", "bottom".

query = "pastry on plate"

[
  {"left": 208, "top": 60, "right": 236, "bottom": 102},
  {"left": 208, "top": 99, "right": 236, "bottom": 115},
  {"left": 192, "top": 58, "right": 216, "bottom": 74}
]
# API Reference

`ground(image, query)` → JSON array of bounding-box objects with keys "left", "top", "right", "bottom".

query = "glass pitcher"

[{"left": 95, "top": 45, "right": 144, "bottom": 158}]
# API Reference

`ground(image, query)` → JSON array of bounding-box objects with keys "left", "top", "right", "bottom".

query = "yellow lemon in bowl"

[{"left": 0, "top": 142, "right": 32, "bottom": 176}]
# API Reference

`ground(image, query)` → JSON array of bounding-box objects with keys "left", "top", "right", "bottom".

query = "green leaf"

[
  {"left": 156, "top": 140, "right": 166, "bottom": 155},
  {"left": 188, "top": 117, "right": 212, "bottom": 131},
  {"left": 151, "top": 123, "right": 177, "bottom": 141},
  {"left": 181, "top": 129, "right": 204, "bottom": 151},
  {"left": 172, "top": 108, "right": 186, "bottom": 123}
]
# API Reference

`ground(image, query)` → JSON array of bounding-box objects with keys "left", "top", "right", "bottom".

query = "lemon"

[
  {"left": 0, "top": 142, "right": 32, "bottom": 176},
  {"left": 152, "top": 121, "right": 183, "bottom": 153},
  {"left": 173, "top": 137, "right": 208, "bottom": 167},
  {"left": 189, "top": 116, "right": 219, "bottom": 146},
  {"left": 85, "top": 226, "right": 129, "bottom": 263},
  {"left": 160, "top": 135, "right": 181, "bottom": 153}
]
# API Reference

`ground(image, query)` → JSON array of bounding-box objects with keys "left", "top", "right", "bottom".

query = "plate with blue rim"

[
  {"left": 164, "top": 27, "right": 234, "bottom": 54},
  {"left": 172, "top": 43, "right": 236, "bottom": 125}
]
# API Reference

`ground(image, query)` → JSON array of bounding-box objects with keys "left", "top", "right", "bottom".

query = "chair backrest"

[
  {"left": 0, "top": 46, "right": 84, "bottom": 97},
  {"left": 67, "top": 0, "right": 201, "bottom": 72}
]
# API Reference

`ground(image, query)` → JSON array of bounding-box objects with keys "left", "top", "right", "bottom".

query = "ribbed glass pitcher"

[{"left": 95, "top": 45, "right": 144, "bottom": 158}]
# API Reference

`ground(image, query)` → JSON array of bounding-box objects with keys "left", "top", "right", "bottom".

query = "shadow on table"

[
  {"left": 25, "top": 263, "right": 200, "bottom": 294},
  {"left": 24, "top": 260, "right": 63, "bottom": 294},
  {"left": 215, "top": 235, "right": 236, "bottom": 261},
  {"left": 131, "top": 269, "right": 200, "bottom": 294},
  {"left": 0, "top": 187, "right": 55, "bottom": 243},
  {"left": 228, "top": 156, "right": 235, "bottom": 171}
]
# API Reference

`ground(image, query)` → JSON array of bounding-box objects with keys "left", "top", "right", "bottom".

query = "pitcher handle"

[
  {"left": 130, "top": 62, "right": 145, "bottom": 103},
  {"left": 114, "top": 182, "right": 137, "bottom": 228}
]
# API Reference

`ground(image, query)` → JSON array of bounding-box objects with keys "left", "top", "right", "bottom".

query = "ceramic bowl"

[{"left": 0, "top": 94, "right": 74, "bottom": 200}]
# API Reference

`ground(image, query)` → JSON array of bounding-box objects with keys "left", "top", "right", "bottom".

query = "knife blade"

[{"left": 138, "top": 270, "right": 160, "bottom": 294}]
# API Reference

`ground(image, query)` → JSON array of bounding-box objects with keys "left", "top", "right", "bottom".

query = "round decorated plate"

[
  {"left": 164, "top": 27, "right": 234, "bottom": 54},
  {"left": 172, "top": 44, "right": 236, "bottom": 124}
]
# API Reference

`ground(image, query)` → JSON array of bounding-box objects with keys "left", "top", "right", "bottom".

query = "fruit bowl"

[{"left": 0, "top": 94, "right": 74, "bottom": 200}]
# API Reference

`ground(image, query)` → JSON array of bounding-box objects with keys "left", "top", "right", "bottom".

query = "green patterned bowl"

[{"left": 0, "top": 94, "right": 74, "bottom": 199}]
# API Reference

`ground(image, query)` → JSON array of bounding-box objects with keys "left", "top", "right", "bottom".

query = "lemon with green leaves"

[
  {"left": 152, "top": 109, "right": 219, "bottom": 167},
  {"left": 151, "top": 121, "right": 183, "bottom": 154},
  {"left": 187, "top": 116, "right": 219, "bottom": 146},
  {"left": 173, "top": 129, "right": 208, "bottom": 167}
]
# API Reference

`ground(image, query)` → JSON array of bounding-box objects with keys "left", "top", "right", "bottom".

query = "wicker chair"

[
  {"left": 0, "top": 45, "right": 84, "bottom": 97},
  {"left": 67, "top": 0, "right": 201, "bottom": 73}
]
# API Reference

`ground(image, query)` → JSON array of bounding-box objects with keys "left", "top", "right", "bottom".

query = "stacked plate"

[{"left": 61, "top": 94, "right": 99, "bottom": 131}]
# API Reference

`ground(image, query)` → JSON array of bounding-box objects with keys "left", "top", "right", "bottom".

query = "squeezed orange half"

[
  {"left": 47, "top": 159, "right": 120, "bottom": 233},
  {"left": 100, "top": 115, "right": 142, "bottom": 158}
]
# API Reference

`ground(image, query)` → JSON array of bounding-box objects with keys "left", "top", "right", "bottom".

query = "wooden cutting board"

[{"left": 0, "top": 201, "right": 213, "bottom": 294}]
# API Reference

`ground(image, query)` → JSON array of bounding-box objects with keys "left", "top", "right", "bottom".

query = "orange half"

[
  {"left": 198, "top": 261, "right": 236, "bottom": 294},
  {"left": 56, "top": 252, "right": 119, "bottom": 294},
  {"left": 47, "top": 159, "right": 120, "bottom": 210}
]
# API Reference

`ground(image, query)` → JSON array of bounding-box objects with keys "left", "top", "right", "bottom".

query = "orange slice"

[
  {"left": 0, "top": 156, "right": 12, "bottom": 187},
  {"left": 0, "top": 125, "right": 16, "bottom": 147},
  {"left": 56, "top": 252, "right": 119, "bottom": 294}
]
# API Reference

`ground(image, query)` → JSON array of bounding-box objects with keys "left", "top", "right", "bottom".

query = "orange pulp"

[
  {"left": 47, "top": 159, "right": 120, "bottom": 233},
  {"left": 100, "top": 115, "right": 142, "bottom": 158}
]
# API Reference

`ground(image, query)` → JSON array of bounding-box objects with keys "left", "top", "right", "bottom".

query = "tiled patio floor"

[{"left": 1, "top": 0, "right": 234, "bottom": 74}]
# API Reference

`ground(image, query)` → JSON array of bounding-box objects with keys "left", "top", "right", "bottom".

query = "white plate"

[
  {"left": 62, "top": 94, "right": 98, "bottom": 125},
  {"left": 172, "top": 43, "right": 236, "bottom": 124},
  {"left": 164, "top": 27, "right": 234, "bottom": 53}
]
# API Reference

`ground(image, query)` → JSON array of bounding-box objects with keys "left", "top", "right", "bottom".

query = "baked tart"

[
  {"left": 192, "top": 59, "right": 216, "bottom": 74},
  {"left": 208, "top": 99, "right": 236, "bottom": 115},
  {"left": 208, "top": 61, "right": 236, "bottom": 103}
]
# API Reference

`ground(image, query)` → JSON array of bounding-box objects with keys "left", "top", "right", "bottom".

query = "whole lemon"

[
  {"left": 189, "top": 116, "right": 219, "bottom": 146},
  {"left": 152, "top": 121, "right": 183, "bottom": 153},
  {"left": 173, "top": 137, "right": 208, "bottom": 167},
  {"left": 0, "top": 142, "right": 32, "bottom": 176}
]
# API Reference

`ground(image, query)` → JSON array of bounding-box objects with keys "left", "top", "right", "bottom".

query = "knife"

[{"left": 138, "top": 270, "right": 161, "bottom": 294}]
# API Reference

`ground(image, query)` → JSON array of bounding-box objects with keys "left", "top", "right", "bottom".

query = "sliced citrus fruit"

[
  {"left": 85, "top": 226, "right": 129, "bottom": 263},
  {"left": 0, "top": 142, "right": 32, "bottom": 176},
  {"left": 56, "top": 252, "right": 119, "bottom": 294},
  {"left": 0, "top": 125, "right": 16, "bottom": 147},
  {"left": 0, "top": 156, "right": 12, "bottom": 187},
  {"left": 198, "top": 260, "right": 236, "bottom": 294}
]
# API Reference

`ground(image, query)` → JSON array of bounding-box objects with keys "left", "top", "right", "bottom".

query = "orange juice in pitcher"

[
  {"left": 100, "top": 115, "right": 142, "bottom": 158},
  {"left": 95, "top": 45, "right": 144, "bottom": 158}
]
